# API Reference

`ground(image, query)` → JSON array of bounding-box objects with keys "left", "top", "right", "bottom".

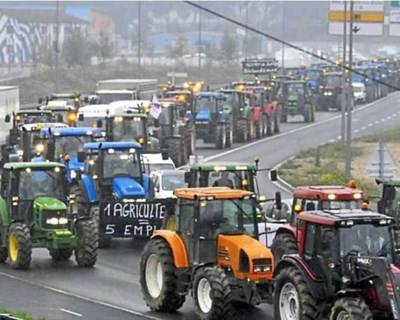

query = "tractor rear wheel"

[
  {"left": 280, "top": 105, "right": 288, "bottom": 123},
  {"left": 8, "top": 223, "right": 32, "bottom": 269},
  {"left": 167, "top": 138, "right": 185, "bottom": 167},
  {"left": 193, "top": 266, "right": 238, "bottom": 320},
  {"left": 255, "top": 120, "right": 262, "bottom": 139},
  {"left": 271, "top": 232, "right": 297, "bottom": 266},
  {"left": 225, "top": 124, "right": 233, "bottom": 148},
  {"left": 330, "top": 297, "right": 372, "bottom": 320},
  {"left": 274, "top": 111, "right": 280, "bottom": 133},
  {"left": 304, "top": 104, "right": 313, "bottom": 123},
  {"left": 90, "top": 205, "right": 112, "bottom": 248},
  {"left": 237, "top": 120, "right": 248, "bottom": 143},
  {"left": 216, "top": 125, "right": 226, "bottom": 149},
  {"left": 274, "top": 266, "right": 319, "bottom": 320},
  {"left": 140, "top": 239, "right": 185, "bottom": 312},
  {"left": 75, "top": 219, "right": 98, "bottom": 267},
  {"left": 49, "top": 248, "right": 73, "bottom": 262}
]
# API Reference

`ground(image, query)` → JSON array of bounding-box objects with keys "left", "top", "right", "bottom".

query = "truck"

[
  {"left": 0, "top": 86, "right": 20, "bottom": 147},
  {"left": 95, "top": 79, "right": 158, "bottom": 103}
]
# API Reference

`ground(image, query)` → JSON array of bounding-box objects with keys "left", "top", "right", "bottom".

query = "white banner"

[{"left": 330, "top": 0, "right": 384, "bottom": 12}]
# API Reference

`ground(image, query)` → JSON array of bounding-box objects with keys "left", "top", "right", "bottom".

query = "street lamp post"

[
  {"left": 138, "top": 0, "right": 142, "bottom": 78},
  {"left": 341, "top": 0, "right": 347, "bottom": 143}
]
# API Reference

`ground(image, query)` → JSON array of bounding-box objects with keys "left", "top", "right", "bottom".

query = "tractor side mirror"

[
  {"left": 4, "top": 114, "right": 10, "bottom": 123},
  {"left": 161, "top": 148, "right": 169, "bottom": 160},
  {"left": 96, "top": 120, "right": 103, "bottom": 128},
  {"left": 77, "top": 151, "right": 85, "bottom": 163},
  {"left": 275, "top": 191, "right": 282, "bottom": 211},
  {"left": 270, "top": 169, "right": 278, "bottom": 182},
  {"left": 78, "top": 113, "right": 84, "bottom": 122},
  {"left": 184, "top": 171, "right": 191, "bottom": 184}
]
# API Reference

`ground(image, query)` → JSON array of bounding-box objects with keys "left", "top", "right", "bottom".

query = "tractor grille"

[
  {"left": 253, "top": 258, "right": 272, "bottom": 266},
  {"left": 41, "top": 210, "right": 67, "bottom": 229}
]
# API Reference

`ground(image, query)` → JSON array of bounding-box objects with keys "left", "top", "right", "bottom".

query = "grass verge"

[{"left": 0, "top": 307, "right": 44, "bottom": 320}]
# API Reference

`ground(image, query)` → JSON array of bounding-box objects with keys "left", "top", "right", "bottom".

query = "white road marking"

[
  {"left": 368, "top": 123, "right": 373, "bottom": 127},
  {"left": 0, "top": 272, "right": 162, "bottom": 320},
  {"left": 354, "top": 129, "right": 360, "bottom": 134},
  {"left": 60, "top": 309, "right": 82, "bottom": 317},
  {"left": 381, "top": 119, "right": 386, "bottom": 122},
  {"left": 375, "top": 120, "right": 380, "bottom": 124},
  {"left": 204, "top": 92, "right": 399, "bottom": 161},
  {"left": 361, "top": 126, "right": 366, "bottom": 130},
  {"left": 329, "top": 139, "right": 335, "bottom": 143},
  {"left": 336, "top": 135, "right": 341, "bottom": 140}
]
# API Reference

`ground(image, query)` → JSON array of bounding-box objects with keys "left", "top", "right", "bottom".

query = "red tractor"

[
  {"left": 271, "top": 185, "right": 364, "bottom": 264},
  {"left": 274, "top": 209, "right": 400, "bottom": 320}
]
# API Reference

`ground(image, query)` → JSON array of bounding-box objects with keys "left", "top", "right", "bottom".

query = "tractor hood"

[
  {"left": 34, "top": 197, "right": 67, "bottom": 211},
  {"left": 112, "top": 176, "right": 145, "bottom": 198},
  {"left": 195, "top": 110, "right": 211, "bottom": 121},
  {"left": 217, "top": 234, "right": 273, "bottom": 281},
  {"left": 307, "top": 80, "right": 317, "bottom": 89},
  {"left": 288, "top": 95, "right": 298, "bottom": 102},
  {"left": 67, "top": 154, "right": 84, "bottom": 172}
]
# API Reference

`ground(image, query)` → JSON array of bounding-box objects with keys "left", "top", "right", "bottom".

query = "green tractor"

[
  {"left": 279, "top": 80, "right": 315, "bottom": 123},
  {"left": 0, "top": 162, "right": 98, "bottom": 269}
]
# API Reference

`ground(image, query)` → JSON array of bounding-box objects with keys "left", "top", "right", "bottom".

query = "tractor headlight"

[
  {"left": 35, "top": 143, "right": 45, "bottom": 154},
  {"left": 70, "top": 170, "right": 77, "bottom": 179},
  {"left": 253, "top": 266, "right": 262, "bottom": 273},
  {"left": 328, "top": 193, "right": 336, "bottom": 200},
  {"left": 58, "top": 217, "right": 68, "bottom": 225},
  {"left": 46, "top": 217, "right": 59, "bottom": 225},
  {"left": 353, "top": 193, "right": 362, "bottom": 200}
]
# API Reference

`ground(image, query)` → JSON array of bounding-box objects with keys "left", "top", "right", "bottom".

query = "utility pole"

[
  {"left": 345, "top": 0, "right": 354, "bottom": 180},
  {"left": 137, "top": 0, "right": 142, "bottom": 78},
  {"left": 198, "top": 9, "right": 202, "bottom": 70},
  {"left": 244, "top": 2, "right": 249, "bottom": 60},
  {"left": 281, "top": 1, "right": 285, "bottom": 73},
  {"left": 55, "top": 0, "right": 60, "bottom": 92},
  {"left": 341, "top": 0, "right": 347, "bottom": 143}
]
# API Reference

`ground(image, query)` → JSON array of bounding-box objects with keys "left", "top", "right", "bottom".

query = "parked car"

[{"left": 151, "top": 170, "right": 187, "bottom": 199}]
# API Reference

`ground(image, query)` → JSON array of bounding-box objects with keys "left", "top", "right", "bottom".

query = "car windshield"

[
  {"left": 340, "top": 224, "right": 393, "bottom": 262},
  {"left": 18, "top": 168, "right": 66, "bottom": 200},
  {"left": 162, "top": 172, "right": 187, "bottom": 190},
  {"left": 288, "top": 84, "right": 304, "bottom": 95},
  {"left": 195, "top": 96, "right": 217, "bottom": 112},
  {"left": 199, "top": 199, "right": 256, "bottom": 237},
  {"left": 112, "top": 117, "right": 145, "bottom": 141},
  {"left": 54, "top": 136, "right": 91, "bottom": 158},
  {"left": 325, "top": 75, "right": 341, "bottom": 87},
  {"left": 103, "top": 149, "right": 141, "bottom": 179},
  {"left": 99, "top": 93, "right": 134, "bottom": 104},
  {"left": 148, "top": 163, "right": 175, "bottom": 173},
  {"left": 321, "top": 200, "right": 361, "bottom": 210}
]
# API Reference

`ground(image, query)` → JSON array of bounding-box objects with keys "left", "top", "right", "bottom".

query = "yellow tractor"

[{"left": 140, "top": 187, "right": 274, "bottom": 320}]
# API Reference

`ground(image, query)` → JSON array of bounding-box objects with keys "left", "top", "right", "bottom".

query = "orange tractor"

[{"left": 140, "top": 187, "right": 274, "bottom": 319}]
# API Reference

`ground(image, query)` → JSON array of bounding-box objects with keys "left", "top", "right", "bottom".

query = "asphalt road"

[{"left": 1, "top": 92, "right": 400, "bottom": 320}]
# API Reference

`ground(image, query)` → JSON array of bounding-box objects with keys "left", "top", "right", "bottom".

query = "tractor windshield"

[
  {"left": 54, "top": 136, "right": 91, "bottom": 158},
  {"left": 98, "top": 92, "right": 135, "bottom": 104},
  {"left": 340, "top": 224, "right": 393, "bottom": 262},
  {"left": 195, "top": 96, "right": 218, "bottom": 113},
  {"left": 161, "top": 172, "right": 187, "bottom": 191},
  {"left": 199, "top": 198, "right": 257, "bottom": 237},
  {"left": 18, "top": 168, "right": 66, "bottom": 200},
  {"left": 305, "top": 70, "right": 320, "bottom": 80},
  {"left": 112, "top": 117, "right": 145, "bottom": 141},
  {"left": 287, "top": 84, "right": 304, "bottom": 96},
  {"left": 18, "top": 113, "right": 53, "bottom": 125},
  {"left": 103, "top": 149, "right": 141, "bottom": 179},
  {"left": 321, "top": 200, "right": 361, "bottom": 210},
  {"left": 325, "top": 75, "right": 341, "bottom": 87}
]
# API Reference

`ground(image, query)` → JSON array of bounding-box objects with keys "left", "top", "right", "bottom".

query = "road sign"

[
  {"left": 242, "top": 58, "right": 278, "bottom": 75},
  {"left": 328, "top": 0, "right": 384, "bottom": 36},
  {"left": 367, "top": 142, "right": 397, "bottom": 179}
]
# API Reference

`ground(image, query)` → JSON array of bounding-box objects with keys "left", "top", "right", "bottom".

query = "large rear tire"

[
  {"left": 140, "top": 239, "right": 185, "bottom": 312},
  {"left": 49, "top": 248, "right": 73, "bottom": 262},
  {"left": 0, "top": 247, "right": 7, "bottom": 263},
  {"left": 237, "top": 120, "right": 248, "bottom": 143},
  {"left": 271, "top": 232, "right": 297, "bottom": 266},
  {"left": 274, "top": 266, "right": 319, "bottom": 320},
  {"left": 216, "top": 125, "right": 226, "bottom": 149},
  {"left": 8, "top": 223, "right": 32, "bottom": 270},
  {"left": 193, "top": 266, "right": 238, "bottom": 320},
  {"left": 330, "top": 297, "right": 372, "bottom": 320},
  {"left": 75, "top": 219, "right": 98, "bottom": 267},
  {"left": 225, "top": 124, "right": 233, "bottom": 148},
  {"left": 273, "top": 111, "right": 280, "bottom": 134}
]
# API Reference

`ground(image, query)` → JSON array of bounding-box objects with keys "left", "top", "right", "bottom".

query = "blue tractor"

[
  {"left": 75, "top": 141, "right": 164, "bottom": 246},
  {"left": 40, "top": 127, "right": 103, "bottom": 184},
  {"left": 193, "top": 92, "right": 232, "bottom": 149}
]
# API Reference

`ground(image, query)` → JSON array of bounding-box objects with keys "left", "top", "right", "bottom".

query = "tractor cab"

[
  {"left": 0, "top": 162, "right": 97, "bottom": 269},
  {"left": 163, "top": 89, "right": 194, "bottom": 113},
  {"left": 376, "top": 178, "right": 400, "bottom": 224},
  {"left": 140, "top": 187, "right": 274, "bottom": 318},
  {"left": 41, "top": 101, "right": 78, "bottom": 126},
  {"left": 274, "top": 209, "right": 400, "bottom": 320},
  {"left": 40, "top": 127, "right": 102, "bottom": 183},
  {"left": 319, "top": 71, "right": 343, "bottom": 111},
  {"left": 46, "top": 92, "right": 81, "bottom": 110},
  {"left": 185, "top": 162, "right": 258, "bottom": 192}
]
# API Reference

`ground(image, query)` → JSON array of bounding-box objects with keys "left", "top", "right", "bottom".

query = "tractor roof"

[
  {"left": 298, "top": 209, "right": 393, "bottom": 227},
  {"left": 84, "top": 141, "right": 141, "bottom": 150},
  {"left": 284, "top": 80, "right": 306, "bottom": 84},
  {"left": 165, "top": 90, "right": 192, "bottom": 95},
  {"left": 16, "top": 110, "right": 52, "bottom": 115},
  {"left": 293, "top": 186, "right": 363, "bottom": 201},
  {"left": 190, "top": 162, "right": 256, "bottom": 171},
  {"left": 41, "top": 127, "right": 102, "bottom": 137},
  {"left": 110, "top": 112, "right": 147, "bottom": 118},
  {"left": 196, "top": 92, "right": 225, "bottom": 99},
  {"left": 324, "top": 72, "right": 342, "bottom": 76},
  {"left": 174, "top": 187, "right": 253, "bottom": 200},
  {"left": 3, "top": 162, "right": 65, "bottom": 170},
  {"left": 21, "top": 122, "right": 68, "bottom": 132},
  {"left": 220, "top": 89, "right": 241, "bottom": 94},
  {"left": 376, "top": 178, "right": 400, "bottom": 186}
]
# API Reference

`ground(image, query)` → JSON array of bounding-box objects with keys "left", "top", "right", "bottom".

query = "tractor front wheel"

[
  {"left": 49, "top": 248, "right": 73, "bottom": 262},
  {"left": 8, "top": 223, "right": 32, "bottom": 269},
  {"left": 140, "top": 239, "right": 185, "bottom": 312},
  {"left": 75, "top": 219, "right": 98, "bottom": 267},
  {"left": 271, "top": 232, "right": 297, "bottom": 266},
  {"left": 193, "top": 266, "right": 238, "bottom": 320},
  {"left": 330, "top": 297, "right": 372, "bottom": 320},
  {"left": 274, "top": 266, "right": 319, "bottom": 320}
]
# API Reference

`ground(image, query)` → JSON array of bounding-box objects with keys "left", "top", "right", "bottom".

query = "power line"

[{"left": 185, "top": 1, "right": 400, "bottom": 91}]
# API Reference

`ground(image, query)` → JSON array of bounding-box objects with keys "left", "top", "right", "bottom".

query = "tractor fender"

[
  {"left": 0, "top": 197, "right": 8, "bottom": 245},
  {"left": 152, "top": 230, "right": 189, "bottom": 268},
  {"left": 274, "top": 255, "right": 327, "bottom": 301},
  {"left": 81, "top": 174, "right": 98, "bottom": 204}
]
